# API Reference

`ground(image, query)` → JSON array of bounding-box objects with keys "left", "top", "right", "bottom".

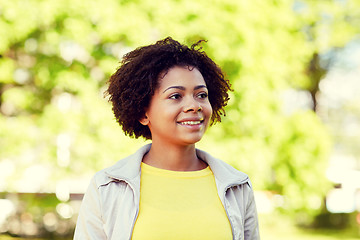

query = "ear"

[{"left": 139, "top": 115, "right": 149, "bottom": 126}]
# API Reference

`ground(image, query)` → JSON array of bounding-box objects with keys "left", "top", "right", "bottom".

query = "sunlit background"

[{"left": 0, "top": 0, "right": 359, "bottom": 239}]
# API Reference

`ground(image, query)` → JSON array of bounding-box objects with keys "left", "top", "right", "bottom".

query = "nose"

[{"left": 184, "top": 98, "right": 202, "bottom": 113}]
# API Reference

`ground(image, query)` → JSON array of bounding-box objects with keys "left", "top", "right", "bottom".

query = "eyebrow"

[{"left": 162, "top": 85, "right": 207, "bottom": 93}]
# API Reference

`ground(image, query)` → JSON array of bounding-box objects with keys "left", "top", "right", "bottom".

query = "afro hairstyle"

[{"left": 106, "top": 37, "right": 232, "bottom": 139}]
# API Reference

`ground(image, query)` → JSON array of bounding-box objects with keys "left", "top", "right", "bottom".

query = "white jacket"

[{"left": 74, "top": 144, "right": 260, "bottom": 240}]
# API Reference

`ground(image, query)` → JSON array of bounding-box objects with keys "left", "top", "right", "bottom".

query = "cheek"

[{"left": 205, "top": 102, "right": 213, "bottom": 117}]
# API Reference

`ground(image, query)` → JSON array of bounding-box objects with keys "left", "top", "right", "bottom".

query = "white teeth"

[{"left": 180, "top": 121, "right": 201, "bottom": 125}]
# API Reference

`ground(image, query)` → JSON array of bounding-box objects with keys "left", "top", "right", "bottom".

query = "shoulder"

[
  {"left": 89, "top": 165, "right": 120, "bottom": 190},
  {"left": 91, "top": 144, "right": 151, "bottom": 188}
]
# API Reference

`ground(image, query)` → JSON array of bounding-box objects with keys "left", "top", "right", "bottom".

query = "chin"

[{"left": 180, "top": 135, "right": 204, "bottom": 145}]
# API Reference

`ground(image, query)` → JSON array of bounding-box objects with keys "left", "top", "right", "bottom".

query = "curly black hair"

[{"left": 106, "top": 37, "right": 232, "bottom": 139}]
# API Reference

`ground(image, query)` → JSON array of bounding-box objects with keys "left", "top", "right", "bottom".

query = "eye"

[
  {"left": 197, "top": 92, "right": 208, "bottom": 99},
  {"left": 169, "top": 93, "right": 181, "bottom": 100}
]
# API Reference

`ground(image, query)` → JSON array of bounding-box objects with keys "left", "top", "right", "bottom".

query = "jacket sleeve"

[
  {"left": 74, "top": 176, "right": 107, "bottom": 239},
  {"left": 244, "top": 184, "right": 260, "bottom": 240}
]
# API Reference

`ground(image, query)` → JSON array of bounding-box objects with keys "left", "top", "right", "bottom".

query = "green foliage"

[{"left": 1, "top": 0, "right": 359, "bottom": 224}]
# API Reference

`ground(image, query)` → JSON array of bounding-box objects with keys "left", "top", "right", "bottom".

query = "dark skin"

[
  {"left": 106, "top": 37, "right": 232, "bottom": 140},
  {"left": 139, "top": 66, "right": 211, "bottom": 171},
  {"left": 142, "top": 144, "right": 207, "bottom": 171}
]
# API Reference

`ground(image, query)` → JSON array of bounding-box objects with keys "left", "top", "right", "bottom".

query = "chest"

[{"left": 131, "top": 169, "right": 233, "bottom": 240}]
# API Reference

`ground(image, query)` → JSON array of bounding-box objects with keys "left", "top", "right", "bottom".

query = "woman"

[{"left": 74, "top": 37, "right": 260, "bottom": 240}]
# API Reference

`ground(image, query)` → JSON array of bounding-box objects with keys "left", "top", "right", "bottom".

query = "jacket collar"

[
  {"left": 105, "top": 144, "right": 150, "bottom": 182},
  {"left": 196, "top": 148, "right": 249, "bottom": 186},
  {"left": 105, "top": 144, "right": 249, "bottom": 187}
]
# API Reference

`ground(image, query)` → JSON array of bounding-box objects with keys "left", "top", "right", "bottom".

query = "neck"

[{"left": 142, "top": 140, "right": 207, "bottom": 171}]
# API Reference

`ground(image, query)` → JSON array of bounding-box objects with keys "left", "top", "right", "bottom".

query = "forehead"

[{"left": 157, "top": 66, "right": 205, "bottom": 89}]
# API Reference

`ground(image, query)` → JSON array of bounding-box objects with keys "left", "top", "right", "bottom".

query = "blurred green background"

[{"left": 0, "top": 0, "right": 360, "bottom": 239}]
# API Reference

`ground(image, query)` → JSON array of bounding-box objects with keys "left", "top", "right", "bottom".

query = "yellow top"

[{"left": 131, "top": 162, "right": 232, "bottom": 240}]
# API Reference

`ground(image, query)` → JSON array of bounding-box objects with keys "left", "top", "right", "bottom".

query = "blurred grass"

[
  {"left": 260, "top": 213, "right": 359, "bottom": 240},
  {"left": 0, "top": 214, "right": 358, "bottom": 240}
]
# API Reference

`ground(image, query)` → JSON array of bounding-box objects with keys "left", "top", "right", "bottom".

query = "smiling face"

[{"left": 140, "top": 66, "right": 212, "bottom": 146}]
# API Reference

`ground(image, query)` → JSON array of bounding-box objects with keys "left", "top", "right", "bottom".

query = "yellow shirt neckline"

[{"left": 141, "top": 162, "right": 211, "bottom": 179}]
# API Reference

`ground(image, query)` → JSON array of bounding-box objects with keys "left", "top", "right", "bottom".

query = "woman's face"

[{"left": 140, "top": 66, "right": 212, "bottom": 146}]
